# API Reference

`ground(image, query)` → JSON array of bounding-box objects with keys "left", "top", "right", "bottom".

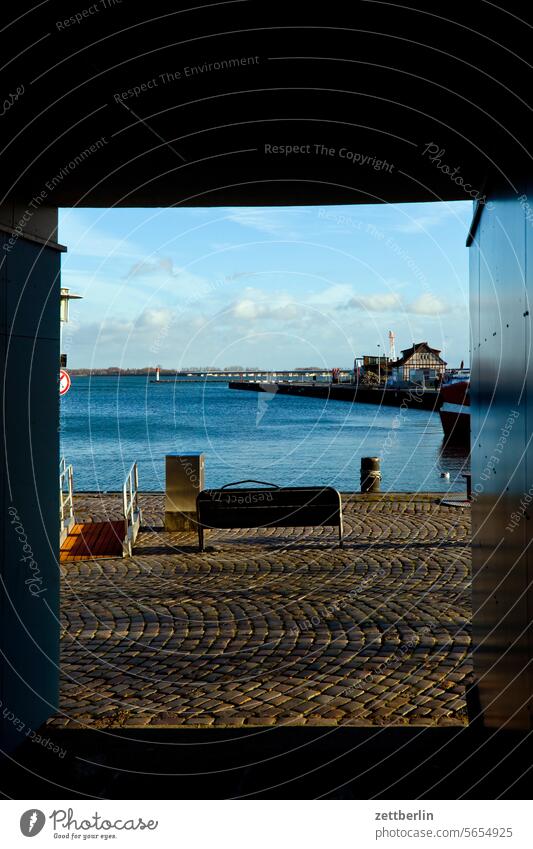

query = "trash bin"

[{"left": 165, "top": 453, "right": 205, "bottom": 531}]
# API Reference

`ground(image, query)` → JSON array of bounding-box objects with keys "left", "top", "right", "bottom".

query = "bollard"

[{"left": 361, "top": 456, "right": 381, "bottom": 493}]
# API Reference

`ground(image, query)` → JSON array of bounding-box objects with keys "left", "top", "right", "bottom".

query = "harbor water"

[{"left": 60, "top": 376, "right": 469, "bottom": 493}]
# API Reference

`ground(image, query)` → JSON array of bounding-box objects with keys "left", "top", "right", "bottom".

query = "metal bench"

[{"left": 196, "top": 480, "right": 344, "bottom": 550}]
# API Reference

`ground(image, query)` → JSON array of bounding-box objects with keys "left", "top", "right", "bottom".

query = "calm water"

[{"left": 60, "top": 376, "right": 469, "bottom": 493}]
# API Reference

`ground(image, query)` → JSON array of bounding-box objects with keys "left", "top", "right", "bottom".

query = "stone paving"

[{"left": 50, "top": 492, "right": 472, "bottom": 729}]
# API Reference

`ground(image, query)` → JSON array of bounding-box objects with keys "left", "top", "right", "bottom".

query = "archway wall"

[
  {"left": 469, "top": 187, "right": 533, "bottom": 729},
  {"left": 0, "top": 205, "right": 62, "bottom": 750}
]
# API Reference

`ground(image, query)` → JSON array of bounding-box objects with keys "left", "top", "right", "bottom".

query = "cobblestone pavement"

[{"left": 50, "top": 493, "right": 472, "bottom": 729}]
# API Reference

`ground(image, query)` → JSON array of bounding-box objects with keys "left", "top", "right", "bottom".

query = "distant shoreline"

[
  {"left": 70, "top": 371, "right": 173, "bottom": 377},
  {"left": 67, "top": 368, "right": 353, "bottom": 377}
]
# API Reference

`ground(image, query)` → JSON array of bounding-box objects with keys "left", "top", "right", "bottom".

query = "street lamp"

[
  {"left": 377, "top": 343, "right": 381, "bottom": 384},
  {"left": 60, "top": 287, "right": 82, "bottom": 323},
  {"left": 60, "top": 287, "right": 83, "bottom": 369}
]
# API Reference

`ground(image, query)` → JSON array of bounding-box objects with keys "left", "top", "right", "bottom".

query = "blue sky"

[{"left": 59, "top": 201, "right": 472, "bottom": 370}]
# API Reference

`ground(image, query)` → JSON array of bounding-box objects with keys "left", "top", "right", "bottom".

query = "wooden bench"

[{"left": 196, "top": 480, "right": 344, "bottom": 550}]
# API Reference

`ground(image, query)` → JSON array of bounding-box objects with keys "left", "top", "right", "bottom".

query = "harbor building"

[{"left": 390, "top": 342, "right": 447, "bottom": 385}]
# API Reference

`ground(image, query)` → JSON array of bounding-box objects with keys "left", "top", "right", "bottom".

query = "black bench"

[{"left": 196, "top": 480, "right": 344, "bottom": 550}]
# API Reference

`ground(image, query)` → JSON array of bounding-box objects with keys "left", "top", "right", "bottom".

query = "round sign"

[{"left": 59, "top": 369, "right": 71, "bottom": 396}]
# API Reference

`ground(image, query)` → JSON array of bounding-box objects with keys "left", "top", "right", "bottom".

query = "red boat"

[{"left": 439, "top": 375, "right": 470, "bottom": 443}]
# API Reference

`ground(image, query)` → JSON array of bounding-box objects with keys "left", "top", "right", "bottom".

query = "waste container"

[{"left": 165, "top": 453, "right": 205, "bottom": 531}]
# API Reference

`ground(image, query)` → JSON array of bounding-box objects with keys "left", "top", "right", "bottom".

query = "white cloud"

[
  {"left": 308, "top": 283, "right": 355, "bottom": 307},
  {"left": 134, "top": 308, "right": 173, "bottom": 330},
  {"left": 230, "top": 290, "right": 301, "bottom": 321},
  {"left": 224, "top": 282, "right": 452, "bottom": 326},
  {"left": 409, "top": 292, "right": 451, "bottom": 315},
  {"left": 125, "top": 257, "right": 181, "bottom": 278},
  {"left": 344, "top": 293, "right": 403, "bottom": 312},
  {"left": 342, "top": 290, "right": 452, "bottom": 315}
]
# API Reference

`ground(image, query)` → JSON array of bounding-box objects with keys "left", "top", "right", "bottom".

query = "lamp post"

[
  {"left": 377, "top": 343, "right": 381, "bottom": 384},
  {"left": 60, "top": 287, "right": 82, "bottom": 324},
  {"left": 59, "top": 287, "right": 82, "bottom": 370}
]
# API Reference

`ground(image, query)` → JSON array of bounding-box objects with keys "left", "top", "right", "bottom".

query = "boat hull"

[
  {"left": 439, "top": 402, "right": 470, "bottom": 443},
  {"left": 439, "top": 379, "right": 470, "bottom": 444}
]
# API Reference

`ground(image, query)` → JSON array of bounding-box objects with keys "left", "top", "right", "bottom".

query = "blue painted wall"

[{"left": 0, "top": 233, "right": 60, "bottom": 750}]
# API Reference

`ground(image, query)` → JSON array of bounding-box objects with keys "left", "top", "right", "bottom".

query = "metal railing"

[
  {"left": 122, "top": 462, "right": 142, "bottom": 556},
  {"left": 59, "top": 457, "right": 75, "bottom": 543}
]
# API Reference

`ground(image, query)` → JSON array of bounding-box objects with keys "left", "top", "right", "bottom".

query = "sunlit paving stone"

[{"left": 51, "top": 491, "right": 472, "bottom": 729}]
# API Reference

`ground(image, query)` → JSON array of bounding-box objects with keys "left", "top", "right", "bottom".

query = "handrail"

[
  {"left": 59, "top": 457, "right": 74, "bottom": 540},
  {"left": 122, "top": 462, "right": 141, "bottom": 556},
  {"left": 122, "top": 462, "right": 139, "bottom": 523},
  {"left": 219, "top": 479, "right": 281, "bottom": 490}
]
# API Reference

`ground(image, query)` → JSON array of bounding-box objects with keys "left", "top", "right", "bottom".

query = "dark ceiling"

[{"left": 1, "top": 1, "right": 532, "bottom": 207}]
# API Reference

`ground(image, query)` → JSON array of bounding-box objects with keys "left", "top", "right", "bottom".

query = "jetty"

[
  {"left": 149, "top": 368, "right": 353, "bottom": 384},
  {"left": 229, "top": 380, "right": 442, "bottom": 410}
]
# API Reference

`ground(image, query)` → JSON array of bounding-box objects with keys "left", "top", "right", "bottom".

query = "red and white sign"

[{"left": 59, "top": 369, "right": 71, "bottom": 396}]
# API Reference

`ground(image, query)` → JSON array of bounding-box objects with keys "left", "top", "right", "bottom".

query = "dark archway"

[{"left": 1, "top": 1, "right": 531, "bottom": 779}]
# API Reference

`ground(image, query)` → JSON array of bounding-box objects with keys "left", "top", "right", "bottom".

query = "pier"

[
  {"left": 148, "top": 368, "right": 354, "bottom": 384},
  {"left": 229, "top": 381, "right": 443, "bottom": 410}
]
